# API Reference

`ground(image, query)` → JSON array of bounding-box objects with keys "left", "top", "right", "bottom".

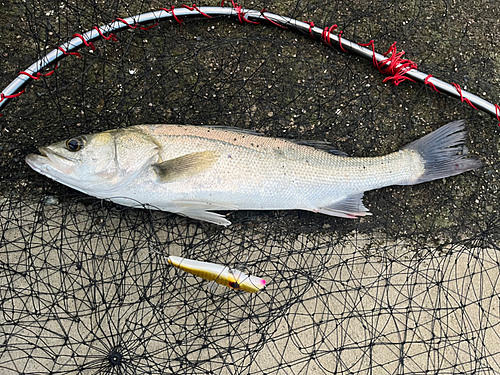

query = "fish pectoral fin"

[
  {"left": 315, "top": 193, "right": 372, "bottom": 219},
  {"left": 171, "top": 201, "right": 235, "bottom": 226},
  {"left": 152, "top": 151, "right": 220, "bottom": 182}
]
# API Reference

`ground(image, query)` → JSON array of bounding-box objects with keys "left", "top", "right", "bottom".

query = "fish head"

[{"left": 26, "top": 127, "right": 161, "bottom": 196}]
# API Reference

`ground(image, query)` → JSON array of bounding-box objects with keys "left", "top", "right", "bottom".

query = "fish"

[
  {"left": 167, "top": 256, "right": 266, "bottom": 293},
  {"left": 25, "top": 120, "right": 481, "bottom": 226}
]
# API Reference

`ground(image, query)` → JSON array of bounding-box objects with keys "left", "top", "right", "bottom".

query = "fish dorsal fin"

[
  {"left": 201, "top": 125, "right": 264, "bottom": 137},
  {"left": 153, "top": 151, "right": 220, "bottom": 182},
  {"left": 315, "top": 193, "right": 371, "bottom": 218},
  {"left": 203, "top": 126, "right": 347, "bottom": 155},
  {"left": 292, "top": 140, "right": 348, "bottom": 156}
]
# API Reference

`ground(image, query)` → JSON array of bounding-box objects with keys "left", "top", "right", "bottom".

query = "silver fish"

[{"left": 26, "top": 120, "right": 481, "bottom": 225}]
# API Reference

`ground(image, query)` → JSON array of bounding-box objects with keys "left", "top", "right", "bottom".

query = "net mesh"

[{"left": 1, "top": 0, "right": 500, "bottom": 374}]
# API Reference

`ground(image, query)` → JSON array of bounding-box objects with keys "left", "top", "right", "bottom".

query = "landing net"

[{"left": 1, "top": 0, "right": 499, "bottom": 373}]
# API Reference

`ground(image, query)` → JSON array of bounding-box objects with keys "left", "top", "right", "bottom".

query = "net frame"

[{"left": 1, "top": 4, "right": 499, "bottom": 122}]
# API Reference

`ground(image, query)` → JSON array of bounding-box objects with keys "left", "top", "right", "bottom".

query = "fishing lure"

[{"left": 167, "top": 256, "right": 266, "bottom": 293}]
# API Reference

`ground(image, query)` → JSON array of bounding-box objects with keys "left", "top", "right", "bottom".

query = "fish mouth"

[
  {"left": 38, "top": 146, "right": 74, "bottom": 161},
  {"left": 39, "top": 147, "right": 48, "bottom": 157},
  {"left": 26, "top": 147, "right": 76, "bottom": 177}
]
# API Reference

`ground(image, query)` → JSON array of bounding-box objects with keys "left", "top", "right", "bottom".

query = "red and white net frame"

[{"left": 1, "top": 2, "right": 499, "bottom": 123}]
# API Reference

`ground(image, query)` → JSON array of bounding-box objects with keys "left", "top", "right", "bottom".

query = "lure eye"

[
  {"left": 66, "top": 137, "right": 85, "bottom": 152},
  {"left": 229, "top": 282, "right": 240, "bottom": 290}
]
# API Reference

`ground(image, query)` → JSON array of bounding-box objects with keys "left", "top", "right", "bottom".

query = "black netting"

[{"left": 1, "top": 0, "right": 500, "bottom": 374}]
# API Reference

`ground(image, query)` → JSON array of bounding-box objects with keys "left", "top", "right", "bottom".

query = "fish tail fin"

[{"left": 401, "top": 120, "right": 482, "bottom": 185}]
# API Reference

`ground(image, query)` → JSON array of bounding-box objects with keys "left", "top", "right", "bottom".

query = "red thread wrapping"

[
  {"left": 358, "top": 40, "right": 417, "bottom": 86},
  {"left": 0, "top": 89, "right": 26, "bottom": 116},
  {"left": 495, "top": 104, "right": 500, "bottom": 126},
  {"left": 181, "top": 4, "right": 212, "bottom": 18},
  {"left": 424, "top": 74, "right": 440, "bottom": 92},
  {"left": 0, "top": 89, "right": 25, "bottom": 103},
  {"left": 233, "top": 2, "right": 245, "bottom": 24},
  {"left": 115, "top": 18, "right": 137, "bottom": 28},
  {"left": 260, "top": 9, "right": 287, "bottom": 29},
  {"left": 94, "top": 27, "right": 118, "bottom": 41},
  {"left": 338, "top": 30, "right": 347, "bottom": 52},
  {"left": 321, "top": 25, "right": 337, "bottom": 46},
  {"left": 225, "top": 0, "right": 259, "bottom": 24},
  {"left": 115, "top": 18, "right": 158, "bottom": 30},
  {"left": 72, "top": 33, "right": 96, "bottom": 51},
  {"left": 159, "top": 4, "right": 214, "bottom": 25},
  {"left": 358, "top": 40, "right": 378, "bottom": 68},
  {"left": 19, "top": 63, "right": 60, "bottom": 80},
  {"left": 451, "top": 83, "right": 478, "bottom": 109},
  {"left": 380, "top": 43, "right": 417, "bottom": 86},
  {"left": 159, "top": 7, "right": 184, "bottom": 25},
  {"left": 318, "top": 24, "right": 347, "bottom": 52},
  {"left": 138, "top": 22, "right": 158, "bottom": 30},
  {"left": 57, "top": 47, "right": 82, "bottom": 58},
  {"left": 308, "top": 22, "right": 315, "bottom": 39}
]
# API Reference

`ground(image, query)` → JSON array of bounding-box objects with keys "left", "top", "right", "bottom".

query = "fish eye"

[
  {"left": 229, "top": 281, "right": 240, "bottom": 289},
  {"left": 66, "top": 137, "right": 85, "bottom": 152}
]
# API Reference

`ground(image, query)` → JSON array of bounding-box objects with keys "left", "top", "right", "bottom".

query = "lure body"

[{"left": 167, "top": 256, "right": 266, "bottom": 293}]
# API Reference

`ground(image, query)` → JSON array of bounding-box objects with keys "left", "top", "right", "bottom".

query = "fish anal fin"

[
  {"left": 315, "top": 193, "right": 371, "bottom": 219},
  {"left": 153, "top": 151, "right": 220, "bottom": 182}
]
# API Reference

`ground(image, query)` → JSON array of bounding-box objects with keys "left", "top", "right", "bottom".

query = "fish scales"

[
  {"left": 26, "top": 120, "right": 481, "bottom": 225},
  {"left": 133, "top": 125, "right": 422, "bottom": 209}
]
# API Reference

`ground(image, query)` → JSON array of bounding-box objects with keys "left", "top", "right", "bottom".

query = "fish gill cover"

[{"left": 0, "top": 0, "right": 499, "bottom": 374}]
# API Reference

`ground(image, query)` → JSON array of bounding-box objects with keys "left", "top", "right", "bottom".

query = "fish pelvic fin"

[
  {"left": 401, "top": 120, "right": 482, "bottom": 185},
  {"left": 152, "top": 150, "right": 220, "bottom": 182},
  {"left": 315, "top": 193, "right": 372, "bottom": 218},
  {"left": 171, "top": 200, "right": 235, "bottom": 226},
  {"left": 181, "top": 210, "right": 232, "bottom": 226}
]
